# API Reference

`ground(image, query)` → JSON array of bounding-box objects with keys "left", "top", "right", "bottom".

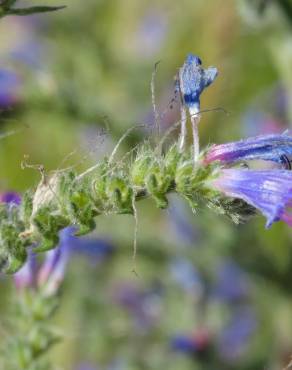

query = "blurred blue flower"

[
  {"left": 14, "top": 228, "right": 74, "bottom": 294},
  {"left": 71, "top": 237, "right": 114, "bottom": 263},
  {"left": 14, "top": 250, "right": 37, "bottom": 290},
  {"left": 242, "top": 111, "right": 284, "bottom": 137},
  {"left": 212, "top": 260, "right": 249, "bottom": 303},
  {"left": 134, "top": 10, "right": 168, "bottom": 58},
  {"left": 217, "top": 307, "right": 257, "bottom": 362},
  {"left": 171, "top": 335, "right": 198, "bottom": 353},
  {"left": 168, "top": 198, "right": 200, "bottom": 244},
  {"left": 13, "top": 222, "right": 116, "bottom": 293},
  {"left": 0, "top": 69, "right": 20, "bottom": 108},
  {"left": 37, "top": 227, "right": 73, "bottom": 293},
  {"left": 0, "top": 191, "right": 21, "bottom": 205},
  {"left": 10, "top": 41, "right": 42, "bottom": 68},
  {"left": 171, "top": 328, "right": 210, "bottom": 355},
  {"left": 169, "top": 258, "right": 203, "bottom": 295},
  {"left": 114, "top": 281, "right": 162, "bottom": 330}
]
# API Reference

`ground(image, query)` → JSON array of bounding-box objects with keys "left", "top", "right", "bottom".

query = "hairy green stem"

[{"left": 0, "top": 140, "right": 256, "bottom": 275}]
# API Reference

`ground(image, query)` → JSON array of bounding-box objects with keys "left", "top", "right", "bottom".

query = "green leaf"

[{"left": 6, "top": 5, "right": 66, "bottom": 16}]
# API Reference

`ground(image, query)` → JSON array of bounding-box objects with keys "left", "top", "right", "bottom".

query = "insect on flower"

[{"left": 177, "top": 54, "right": 218, "bottom": 161}]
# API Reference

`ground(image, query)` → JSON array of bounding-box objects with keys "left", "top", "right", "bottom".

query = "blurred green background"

[{"left": 1, "top": 0, "right": 292, "bottom": 369}]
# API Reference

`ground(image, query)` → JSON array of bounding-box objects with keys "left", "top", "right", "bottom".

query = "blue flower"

[
  {"left": 171, "top": 329, "right": 210, "bottom": 354},
  {"left": 204, "top": 133, "right": 292, "bottom": 166},
  {"left": 171, "top": 335, "right": 198, "bottom": 353},
  {"left": 14, "top": 251, "right": 37, "bottom": 290},
  {"left": 212, "top": 260, "right": 249, "bottom": 303},
  {"left": 0, "top": 69, "right": 20, "bottom": 108},
  {"left": 208, "top": 168, "right": 292, "bottom": 228},
  {"left": 217, "top": 307, "right": 256, "bottom": 362},
  {"left": 179, "top": 54, "right": 218, "bottom": 114},
  {"left": 169, "top": 258, "right": 203, "bottom": 294},
  {"left": 0, "top": 192, "right": 21, "bottom": 205}
]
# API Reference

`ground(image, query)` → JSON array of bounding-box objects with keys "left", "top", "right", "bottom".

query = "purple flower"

[
  {"left": 171, "top": 329, "right": 210, "bottom": 354},
  {"left": 171, "top": 335, "right": 198, "bottom": 353},
  {"left": 71, "top": 237, "right": 114, "bottom": 263},
  {"left": 217, "top": 308, "right": 257, "bottom": 362},
  {"left": 204, "top": 133, "right": 292, "bottom": 166},
  {"left": 14, "top": 251, "right": 37, "bottom": 290},
  {"left": 170, "top": 258, "right": 203, "bottom": 295},
  {"left": 168, "top": 198, "right": 200, "bottom": 244},
  {"left": 37, "top": 227, "right": 74, "bottom": 294},
  {"left": 0, "top": 192, "right": 21, "bottom": 205},
  {"left": 242, "top": 111, "right": 284, "bottom": 137},
  {"left": 14, "top": 227, "right": 75, "bottom": 294},
  {"left": 208, "top": 168, "right": 292, "bottom": 228},
  {"left": 113, "top": 282, "right": 162, "bottom": 330},
  {"left": 212, "top": 260, "right": 249, "bottom": 302},
  {"left": 10, "top": 41, "right": 42, "bottom": 68},
  {"left": 134, "top": 10, "right": 168, "bottom": 58},
  {"left": 0, "top": 69, "right": 20, "bottom": 108},
  {"left": 179, "top": 54, "right": 218, "bottom": 114}
]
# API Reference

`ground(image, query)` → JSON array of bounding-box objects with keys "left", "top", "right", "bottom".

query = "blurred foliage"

[{"left": 1, "top": 0, "right": 292, "bottom": 369}]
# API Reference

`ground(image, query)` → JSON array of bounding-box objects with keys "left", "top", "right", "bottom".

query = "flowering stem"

[{"left": 0, "top": 142, "right": 223, "bottom": 274}]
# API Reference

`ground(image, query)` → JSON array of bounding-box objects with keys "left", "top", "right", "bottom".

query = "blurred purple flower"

[
  {"left": 114, "top": 282, "right": 162, "bottom": 330},
  {"left": 14, "top": 223, "right": 115, "bottom": 292},
  {"left": 0, "top": 191, "right": 21, "bottom": 205},
  {"left": 10, "top": 41, "right": 42, "bottom": 68},
  {"left": 134, "top": 10, "right": 168, "bottom": 57},
  {"left": 204, "top": 133, "right": 292, "bottom": 166},
  {"left": 14, "top": 227, "right": 75, "bottom": 294},
  {"left": 208, "top": 169, "right": 292, "bottom": 228},
  {"left": 212, "top": 260, "right": 249, "bottom": 302},
  {"left": 171, "top": 329, "right": 210, "bottom": 355},
  {"left": 217, "top": 307, "right": 257, "bottom": 362},
  {"left": 168, "top": 198, "right": 200, "bottom": 244},
  {"left": 71, "top": 237, "right": 114, "bottom": 263},
  {"left": 171, "top": 335, "right": 198, "bottom": 353},
  {"left": 14, "top": 251, "right": 37, "bottom": 290},
  {"left": 170, "top": 258, "right": 203, "bottom": 295},
  {"left": 0, "top": 69, "right": 21, "bottom": 108},
  {"left": 242, "top": 111, "right": 284, "bottom": 137},
  {"left": 37, "top": 227, "right": 74, "bottom": 294}
]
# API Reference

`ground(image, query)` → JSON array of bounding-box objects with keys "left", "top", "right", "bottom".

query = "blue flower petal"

[
  {"left": 210, "top": 169, "right": 292, "bottom": 228},
  {"left": 205, "top": 133, "right": 292, "bottom": 165}
]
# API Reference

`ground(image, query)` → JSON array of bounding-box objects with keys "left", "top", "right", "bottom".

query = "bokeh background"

[{"left": 1, "top": 0, "right": 292, "bottom": 369}]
